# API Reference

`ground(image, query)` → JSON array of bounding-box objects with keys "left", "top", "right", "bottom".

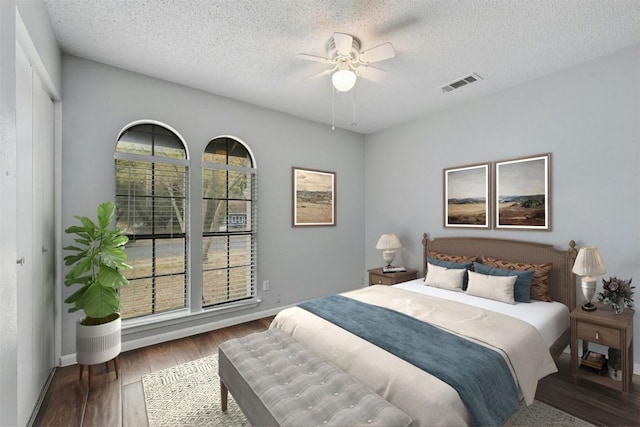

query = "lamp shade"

[
  {"left": 572, "top": 246, "right": 606, "bottom": 277},
  {"left": 375, "top": 233, "right": 402, "bottom": 250},
  {"left": 332, "top": 69, "right": 357, "bottom": 92}
]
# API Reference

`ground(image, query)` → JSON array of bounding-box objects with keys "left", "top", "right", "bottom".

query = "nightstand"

[
  {"left": 368, "top": 268, "right": 418, "bottom": 286},
  {"left": 570, "top": 304, "right": 634, "bottom": 402}
]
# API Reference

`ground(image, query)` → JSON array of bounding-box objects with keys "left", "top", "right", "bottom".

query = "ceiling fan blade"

[
  {"left": 359, "top": 42, "right": 395, "bottom": 63},
  {"left": 296, "top": 53, "right": 332, "bottom": 64},
  {"left": 356, "top": 65, "right": 386, "bottom": 83},
  {"left": 333, "top": 32, "right": 353, "bottom": 56},
  {"left": 305, "top": 68, "right": 334, "bottom": 81}
]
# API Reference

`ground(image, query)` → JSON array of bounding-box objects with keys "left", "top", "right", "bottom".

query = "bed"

[{"left": 270, "top": 233, "right": 578, "bottom": 426}]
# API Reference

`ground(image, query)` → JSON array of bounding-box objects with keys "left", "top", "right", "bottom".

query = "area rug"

[
  {"left": 142, "top": 354, "right": 592, "bottom": 427},
  {"left": 504, "top": 400, "right": 593, "bottom": 426}
]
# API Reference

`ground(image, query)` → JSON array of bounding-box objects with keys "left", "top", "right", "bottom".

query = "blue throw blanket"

[{"left": 298, "top": 295, "right": 519, "bottom": 426}]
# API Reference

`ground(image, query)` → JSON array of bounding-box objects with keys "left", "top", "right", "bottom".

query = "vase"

[
  {"left": 611, "top": 301, "right": 624, "bottom": 315},
  {"left": 76, "top": 314, "right": 121, "bottom": 365}
]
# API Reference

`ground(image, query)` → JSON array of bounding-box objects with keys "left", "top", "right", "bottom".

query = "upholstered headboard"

[{"left": 421, "top": 233, "right": 578, "bottom": 311}]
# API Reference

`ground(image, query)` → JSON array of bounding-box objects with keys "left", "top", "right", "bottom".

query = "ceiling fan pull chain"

[
  {"left": 331, "top": 85, "right": 336, "bottom": 130},
  {"left": 352, "top": 86, "right": 357, "bottom": 126}
]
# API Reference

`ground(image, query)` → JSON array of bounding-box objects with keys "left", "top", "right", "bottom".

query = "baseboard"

[
  {"left": 59, "top": 305, "right": 290, "bottom": 367},
  {"left": 26, "top": 367, "right": 56, "bottom": 427}
]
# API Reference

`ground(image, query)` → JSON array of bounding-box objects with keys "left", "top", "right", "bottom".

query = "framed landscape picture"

[
  {"left": 292, "top": 167, "right": 336, "bottom": 227},
  {"left": 443, "top": 163, "right": 490, "bottom": 228},
  {"left": 494, "top": 153, "right": 551, "bottom": 231}
]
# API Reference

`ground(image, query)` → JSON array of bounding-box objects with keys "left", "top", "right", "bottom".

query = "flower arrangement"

[{"left": 597, "top": 277, "right": 634, "bottom": 308}]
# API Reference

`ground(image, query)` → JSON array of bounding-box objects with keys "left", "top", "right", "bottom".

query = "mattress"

[{"left": 394, "top": 278, "right": 570, "bottom": 348}]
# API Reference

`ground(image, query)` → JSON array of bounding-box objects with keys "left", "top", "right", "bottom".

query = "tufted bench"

[{"left": 219, "top": 328, "right": 412, "bottom": 427}]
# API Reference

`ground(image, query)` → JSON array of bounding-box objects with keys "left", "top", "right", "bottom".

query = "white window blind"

[
  {"left": 115, "top": 123, "right": 189, "bottom": 320},
  {"left": 202, "top": 137, "right": 257, "bottom": 307}
]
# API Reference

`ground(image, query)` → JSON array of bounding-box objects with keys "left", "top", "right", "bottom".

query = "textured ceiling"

[{"left": 43, "top": 0, "right": 640, "bottom": 134}]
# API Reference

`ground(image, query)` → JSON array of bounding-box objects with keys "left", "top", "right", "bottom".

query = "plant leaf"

[
  {"left": 112, "top": 234, "right": 129, "bottom": 247},
  {"left": 100, "top": 247, "right": 130, "bottom": 270},
  {"left": 64, "top": 275, "right": 92, "bottom": 287},
  {"left": 66, "top": 256, "right": 94, "bottom": 278},
  {"left": 63, "top": 245, "right": 86, "bottom": 253},
  {"left": 97, "top": 265, "right": 129, "bottom": 289},
  {"left": 97, "top": 202, "right": 115, "bottom": 230},
  {"left": 64, "top": 284, "right": 91, "bottom": 304},
  {"left": 75, "top": 215, "right": 97, "bottom": 233},
  {"left": 77, "top": 281, "right": 121, "bottom": 318},
  {"left": 65, "top": 225, "right": 90, "bottom": 234}
]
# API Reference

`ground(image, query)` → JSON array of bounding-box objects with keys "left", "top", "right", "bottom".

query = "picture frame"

[
  {"left": 494, "top": 153, "right": 551, "bottom": 231},
  {"left": 292, "top": 167, "right": 336, "bottom": 227},
  {"left": 443, "top": 162, "right": 490, "bottom": 228}
]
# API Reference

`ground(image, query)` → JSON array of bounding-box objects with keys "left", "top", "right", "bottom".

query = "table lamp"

[
  {"left": 375, "top": 233, "right": 402, "bottom": 267},
  {"left": 572, "top": 246, "right": 606, "bottom": 311}
]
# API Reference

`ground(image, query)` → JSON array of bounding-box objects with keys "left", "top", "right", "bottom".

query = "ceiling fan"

[{"left": 297, "top": 33, "right": 395, "bottom": 92}]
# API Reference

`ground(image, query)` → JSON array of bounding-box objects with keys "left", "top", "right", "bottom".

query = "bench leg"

[{"left": 220, "top": 380, "right": 228, "bottom": 412}]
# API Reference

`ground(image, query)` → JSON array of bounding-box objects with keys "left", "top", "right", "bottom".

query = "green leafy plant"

[{"left": 64, "top": 201, "right": 131, "bottom": 325}]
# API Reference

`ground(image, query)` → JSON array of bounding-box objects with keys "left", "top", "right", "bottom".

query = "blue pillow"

[
  {"left": 473, "top": 262, "right": 534, "bottom": 303},
  {"left": 427, "top": 257, "right": 473, "bottom": 290}
]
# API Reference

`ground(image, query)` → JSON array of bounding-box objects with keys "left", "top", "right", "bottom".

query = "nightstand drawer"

[
  {"left": 368, "top": 268, "right": 418, "bottom": 286},
  {"left": 370, "top": 274, "right": 396, "bottom": 286},
  {"left": 577, "top": 322, "right": 620, "bottom": 347}
]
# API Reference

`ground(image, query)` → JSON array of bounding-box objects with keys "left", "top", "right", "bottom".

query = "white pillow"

[
  {"left": 424, "top": 263, "right": 465, "bottom": 291},
  {"left": 465, "top": 270, "right": 517, "bottom": 304}
]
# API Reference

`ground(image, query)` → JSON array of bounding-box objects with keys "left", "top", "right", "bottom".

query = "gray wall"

[
  {"left": 60, "top": 56, "right": 366, "bottom": 357},
  {"left": 365, "top": 45, "right": 640, "bottom": 372}
]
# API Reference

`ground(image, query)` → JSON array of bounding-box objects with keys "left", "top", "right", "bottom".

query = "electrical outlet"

[{"left": 263, "top": 280, "right": 270, "bottom": 291}]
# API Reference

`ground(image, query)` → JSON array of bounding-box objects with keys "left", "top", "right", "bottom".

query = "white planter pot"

[{"left": 76, "top": 315, "right": 121, "bottom": 365}]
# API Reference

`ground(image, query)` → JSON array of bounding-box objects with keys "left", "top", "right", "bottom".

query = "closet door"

[
  {"left": 32, "top": 59, "right": 56, "bottom": 403},
  {"left": 16, "top": 40, "right": 35, "bottom": 425},
  {"left": 15, "top": 40, "right": 56, "bottom": 425}
]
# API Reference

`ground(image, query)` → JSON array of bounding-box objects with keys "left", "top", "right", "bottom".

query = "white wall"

[
  {"left": 60, "top": 56, "right": 366, "bottom": 358},
  {"left": 365, "top": 45, "right": 640, "bottom": 373}
]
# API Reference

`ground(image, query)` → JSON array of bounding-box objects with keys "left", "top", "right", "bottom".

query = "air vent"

[{"left": 439, "top": 73, "right": 483, "bottom": 93}]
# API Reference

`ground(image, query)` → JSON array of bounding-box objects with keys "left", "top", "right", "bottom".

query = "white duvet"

[
  {"left": 271, "top": 285, "right": 559, "bottom": 427},
  {"left": 395, "top": 278, "right": 570, "bottom": 347}
]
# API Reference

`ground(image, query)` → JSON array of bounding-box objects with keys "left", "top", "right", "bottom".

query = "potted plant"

[
  {"left": 64, "top": 201, "right": 131, "bottom": 366},
  {"left": 597, "top": 276, "right": 634, "bottom": 314}
]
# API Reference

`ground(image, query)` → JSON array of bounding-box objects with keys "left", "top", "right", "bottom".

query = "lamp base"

[
  {"left": 382, "top": 250, "right": 396, "bottom": 267},
  {"left": 581, "top": 301, "right": 597, "bottom": 311}
]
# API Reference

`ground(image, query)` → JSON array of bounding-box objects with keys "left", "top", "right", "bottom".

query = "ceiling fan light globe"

[{"left": 332, "top": 69, "right": 357, "bottom": 92}]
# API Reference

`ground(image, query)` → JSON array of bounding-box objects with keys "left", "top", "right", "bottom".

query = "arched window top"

[
  {"left": 116, "top": 122, "right": 188, "bottom": 160},
  {"left": 114, "top": 120, "right": 189, "bottom": 320},
  {"left": 204, "top": 136, "right": 255, "bottom": 169},
  {"left": 201, "top": 135, "right": 256, "bottom": 308}
]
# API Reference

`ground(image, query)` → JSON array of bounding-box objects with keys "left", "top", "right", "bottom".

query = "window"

[
  {"left": 114, "top": 122, "right": 189, "bottom": 320},
  {"left": 202, "top": 137, "right": 256, "bottom": 307}
]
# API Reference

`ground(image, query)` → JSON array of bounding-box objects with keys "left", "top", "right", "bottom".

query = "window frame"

[
  {"left": 202, "top": 135, "right": 258, "bottom": 310},
  {"left": 114, "top": 120, "right": 190, "bottom": 323},
  {"left": 113, "top": 125, "right": 261, "bottom": 334}
]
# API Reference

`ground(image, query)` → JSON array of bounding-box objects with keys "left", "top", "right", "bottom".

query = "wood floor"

[{"left": 34, "top": 317, "right": 639, "bottom": 427}]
